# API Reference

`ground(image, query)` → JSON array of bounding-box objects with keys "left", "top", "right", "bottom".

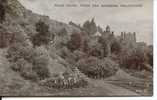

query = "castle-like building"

[
  {"left": 120, "top": 32, "right": 136, "bottom": 44},
  {"left": 95, "top": 25, "right": 138, "bottom": 54},
  {"left": 102, "top": 25, "right": 137, "bottom": 46},
  {"left": 103, "top": 25, "right": 114, "bottom": 35}
]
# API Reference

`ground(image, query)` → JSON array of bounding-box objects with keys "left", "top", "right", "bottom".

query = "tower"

[
  {"left": 121, "top": 32, "right": 124, "bottom": 39},
  {"left": 133, "top": 32, "right": 136, "bottom": 42},
  {"left": 106, "top": 25, "right": 110, "bottom": 33}
]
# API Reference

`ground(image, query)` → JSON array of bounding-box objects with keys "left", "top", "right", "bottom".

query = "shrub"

[
  {"left": 33, "top": 55, "right": 50, "bottom": 80},
  {"left": 7, "top": 43, "right": 35, "bottom": 63},
  {"left": 88, "top": 43, "right": 103, "bottom": 58},
  {"left": 10, "top": 58, "right": 38, "bottom": 81},
  {"left": 7, "top": 43, "right": 50, "bottom": 80},
  {"left": 13, "top": 32, "right": 28, "bottom": 45},
  {"left": 73, "top": 50, "right": 87, "bottom": 61},
  {"left": 77, "top": 57, "right": 119, "bottom": 78},
  {"left": 20, "top": 61, "right": 38, "bottom": 81},
  {"left": 40, "top": 72, "right": 88, "bottom": 89},
  {"left": 10, "top": 58, "right": 27, "bottom": 72}
]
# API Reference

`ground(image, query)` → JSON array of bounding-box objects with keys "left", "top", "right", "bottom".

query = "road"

[{"left": 88, "top": 79, "right": 139, "bottom": 96}]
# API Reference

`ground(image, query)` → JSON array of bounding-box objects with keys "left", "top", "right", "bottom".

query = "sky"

[{"left": 18, "top": 0, "right": 153, "bottom": 45}]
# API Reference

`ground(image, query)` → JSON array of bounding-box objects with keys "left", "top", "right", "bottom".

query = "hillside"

[
  {"left": 0, "top": 0, "right": 83, "bottom": 77},
  {"left": 0, "top": 0, "right": 83, "bottom": 96},
  {"left": 1, "top": 0, "right": 81, "bottom": 38}
]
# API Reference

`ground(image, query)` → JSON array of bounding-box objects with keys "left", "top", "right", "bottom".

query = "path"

[
  {"left": 79, "top": 69, "right": 139, "bottom": 96},
  {"left": 88, "top": 79, "right": 139, "bottom": 96}
]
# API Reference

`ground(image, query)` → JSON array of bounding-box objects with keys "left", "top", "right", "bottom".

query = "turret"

[
  {"left": 124, "top": 32, "right": 126, "bottom": 38},
  {"left": 121, "top": 32, "right": 124, "bottom": 39},
  {"left": 133, "top": 32, "right": 136, "bottom": 42},
  {"left": 106, "top": 25, "right": 110, "bottom": 33}
]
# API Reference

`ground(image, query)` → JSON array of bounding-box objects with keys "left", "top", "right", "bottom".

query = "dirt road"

[
  {"left": 88, "top": 79, "right": 139, "bottom": 96},
  {"left": 45, "top": 75, "right": 139, "bottom": 96}
]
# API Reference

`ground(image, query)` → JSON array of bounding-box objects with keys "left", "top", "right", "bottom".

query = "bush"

[
  {"left": 40, "top": 72, "right": 88, "bottom": 89},
  {"left": 73, "top": 50, "right": 87, "bottom": 61},
  {"left": 88, "top": 43, "right": 103, "bottom": 58},
  {"left": 77, "top": 57, "right": 119, "bottom": 79},
  {"left": 7, "top": 43, "right": 35, "bottom": 63},
  {"left": 10, "top": 58, "right": 38, "bottom": 81},
  {"left": 10, "top": 58, "right": 27, "bottom": 72},
  {"left": 33, "top": 55, "right": 50, "bottom": 80},
  {"left": 20, "top": 62, "right": 38, "bottom": 81},
  {"left": 7, "top": 43, "right": 50, "bottom": 80}
]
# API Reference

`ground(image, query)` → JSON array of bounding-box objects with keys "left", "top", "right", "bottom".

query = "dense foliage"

[
  {"left": 32, "top": 20, "right": 54, "bottom": 47},
  {"left": 77, "top": 57, "right": 119, "bottom": 79},
  {"left": 0, "top": 0, "right": 7, "bottom": 23},
  {"left": 119, "top": 47, "right": 152, "bottom": 71},
  {"left": 83, "top": 18, "right": 97, "bottom": 35},
  {"left": 7, "top": 43, "right": 50, "bottom": 81},
  {"left": 67, "top": 33, "right": 82, "bottom": 52}
]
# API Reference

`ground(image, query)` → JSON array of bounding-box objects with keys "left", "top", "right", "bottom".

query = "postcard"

[{"left": 0, "top": 0, "right": 153, "bottom": 97}]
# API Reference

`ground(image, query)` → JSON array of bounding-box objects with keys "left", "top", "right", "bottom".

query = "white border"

[{"left": 2, "top": 0, "right": 157, "bottom": 100}]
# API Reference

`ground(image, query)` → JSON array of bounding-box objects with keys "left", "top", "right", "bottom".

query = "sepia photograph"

[{"left": 0, "top": 0, "right": 153, "bottom": 97}]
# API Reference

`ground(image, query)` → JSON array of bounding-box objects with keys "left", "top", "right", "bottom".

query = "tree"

[
  {"left": 0, "top": 0, "right": 7, "bottom": 23},
  {"left": 111, "top": 40, "right": 121, "bottom": 55},
  {"left": 97, "top": 26, "right": 103, "bottom": 34},
  {"left": 55, "top": 28, "right": 69, "bottom": 48},
  {"left": 32, "top": 20, "right": 53, "bottom": 47},
  {"left": 119, "top": 47, "right": 149, "bottom": 71},
  {"left": 83, "top": 20, "right": 90, "bottom": 34},
  {"left": 90, "top": 18, "right": 97, "bottom": 35},
  {"left": 83, "top": 18, "right": 97, "bottom": 35},
  {"left": 147, "top": 51, "right": 153, "bottom": 67},
  {"left": 147, "top": 45, "right": 153, "bottom": 66},
  {"left": 88, "top": 42, "right": 103, "bottom": 58},
  {"left": 67, "top": 33, "right": 82, "bottom": 52},
  {"left": 98, "top": 36, "right": 110, "bottom": 57}
]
